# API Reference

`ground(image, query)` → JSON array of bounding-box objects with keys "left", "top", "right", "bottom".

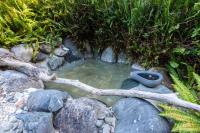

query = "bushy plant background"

[{"left": 0, "top": 0, "right": 200, "bottom": 70}]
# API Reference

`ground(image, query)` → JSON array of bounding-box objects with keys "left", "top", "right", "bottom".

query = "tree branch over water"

[{"left": 1, "top": 55, "right": 200, "bottom": 112}]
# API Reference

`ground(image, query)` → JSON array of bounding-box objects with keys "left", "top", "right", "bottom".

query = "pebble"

[
  {"left": 98, "top": 113, "right": 106, "bottom": 120},
  {"left": 102, "top": 124, "right": 111, "bottom": 133},
  {"left": 105, "top": 117, "right": 115, "bottom": 126},
  {"left": 96, "top": 120, "right": 104, "bottom": 128}
]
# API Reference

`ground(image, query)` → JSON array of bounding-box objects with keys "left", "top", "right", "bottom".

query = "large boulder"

[
  {"left": 27, "top": 90, "right": 71, "bottom": 112},
  {"left": 47, "top": 55, "right": 65, "bottom": 70},
  {"left": 11, "top": 44, "right": 33, "bottom": 62},
  {"left": 112, "top": 98, "right": 171, "bottom": 133},
  {"left": 63, "top": 38, "right": 83, "bottom": 62},
  {"left": 101, "top": 47, "right": 116, "bottom": 63},
  {"left": 54, "top": 97, "right": 115, "bottom": 133},
  {"left": 16, "top": 112, "right": 55, "bottom": 133},
  {"left": 0, "top": 70, "right": 44, "bottom": 93}
]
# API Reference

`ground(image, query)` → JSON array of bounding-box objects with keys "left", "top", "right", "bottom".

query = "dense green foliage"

[
  {"left": 0, "top": 0, "right": 200, "bottom": 69},
  {"left": 160, "top": 70, "right": 200, "bottom": 133}
]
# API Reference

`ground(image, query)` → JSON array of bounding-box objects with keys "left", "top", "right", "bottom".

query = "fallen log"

[{"left": 1, "top": 52, "right": 200, "bottom": 111}]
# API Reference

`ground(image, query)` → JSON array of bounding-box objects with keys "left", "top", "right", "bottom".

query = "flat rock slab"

[
  {"left": 27, "top": 89, "right": 71, "bottom": 112},
  {"left": 16, "top": 112, "right": 54, "bottom": 133},
  {"left": 54, "top": 97, "right": 114, "bottom": 133},
  {"left": 0, "top": 70, "right": 44, "bottom": 93},
  {"left": 112, "top": 98, "right": 171, "bottom": 133}
]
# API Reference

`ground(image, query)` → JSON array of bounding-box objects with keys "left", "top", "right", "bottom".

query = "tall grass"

[{"left": 0, "top": 0, "right": 199, "bottom": 69}]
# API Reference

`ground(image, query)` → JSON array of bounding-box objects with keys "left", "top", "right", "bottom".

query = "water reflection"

[{"left": 45, "top": 59, "right": 131, "bottom": 106}]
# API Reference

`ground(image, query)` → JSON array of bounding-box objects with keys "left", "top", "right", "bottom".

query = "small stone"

[
  {"left": 111, "top": 126, "right": 115, "bottom": 133},
  {"left": 131, "top": 64, "right": 145, "bottom": 71},
  {"left": 9, "top": 116, "right": 18, "bottom": 123},
  {"left": 25, "top": 88, "right": 40, "bottom": 93},
  {"left": 47, "top": 55, "right": 65, "bottom": 70},
  {"left": 14, "top": 92, "right": 23, "bottom": 101},
  {"left": 12, "top": 123, "right": 18, "bottom": 130},
  {"left": 35, "top": 52, "right": 48, "bottom": 62},
  {"left": 102, "top": 124, "right": 110, "bottom": 133},
  {"left": 105, "top": 117, "right": 115, "bottom": 126},
  {"left": 96, "top": 120, "right": 104, "bottom": 128},
  {"left": 15, "top": 97, "right": 26, "bottom": 108},
  {"left": 98, "top": 113, "right": 106, "bottom": 120},
  {"left": 40, "top": 44, "right": 52, "bottom": 54},
  {"left": 5, "top": 95, "right": 14, "bottom": 102},
  {"left": 3, "top": 123, "right": 13, "bottom": 131}
]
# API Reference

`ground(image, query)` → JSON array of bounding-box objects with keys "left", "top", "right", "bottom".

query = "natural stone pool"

[{"left": 45, "top": 59, "right": 131, "bottom": 106}]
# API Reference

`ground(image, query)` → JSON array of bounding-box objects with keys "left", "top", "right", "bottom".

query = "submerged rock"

[
  {"left": 47, "top": 55, "right": 65, "bottom": 70},
  {"left": 54, "top": 97, "right": 115, "bottom": 133},
  {"left": 121, "top": 78, "right": 140, "bottom": 90},
  {"left": 0, "top": 70, "right": 44, "bottom": 93},
  {"left": 16, "top": 112, "right": 54, "bottom": 133},
  {"left": 11, "top": 44, "right": 33, "bottom": 62},
  {"left": 27, "top": 89, "right": 71, "bottom": 112},
  {"left": 101, "top": 47, "right": 116, "bottom": 63},
  {"left": 112, "top": 98, "right": 171, "bottom": 133}
]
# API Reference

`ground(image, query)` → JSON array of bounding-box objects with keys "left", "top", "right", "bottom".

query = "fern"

[
  {"left": 171, "top": 75, "right": 199, "bottom": 104},
  {"left": 160, "top": 72, "right": 200, "bottom": 133}
]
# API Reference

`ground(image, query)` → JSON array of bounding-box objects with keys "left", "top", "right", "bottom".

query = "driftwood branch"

[
  {"left": 52, "top": 78, "right": 200, "bottom": 111},
  {"left": 1, "top": 53, "right": 200, "bottom": 111}
]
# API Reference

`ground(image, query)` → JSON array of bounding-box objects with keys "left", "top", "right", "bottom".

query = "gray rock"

[
  {"left": 63, "top": 38, "right": 83, "bottom": 62},
  {"left": 105, "top": 117, "right": 115, "bottom": 126},
  {"left": 40, "top": 44, "right": 52, "bottom": 54},
  {"left": 131, "top": 64, "right": 145, "bottom": 71},
  {"left": 117, "top": 51, "right": 127, "bottom": 64},
  {"left": 130, "top": 71, "right": 163, "bottom": 88},
  {"left": 35, "top": 52, "right": 48, "bottom": 62},
  {"left": 101, "top": 47, "right": 116, "bottom": 63},
  {"left": 112, "top": 98, "right": 171, "bottom": 133},
  {"left": 27, "top": 89, "right": 71, "bottom": 112},
  {"left": 102, "top": 124, "right": 111, "bottom": 133},
  {"left": 0, "top": 48, "right": 15, "bottom": 58},
  {"left": 96, "top": 120, "right": 104, "bottom": 128},
  {"left": 0, "top": 70, "right": 44, "bottom": 92},
  {"left": 47, "top": 55, "right": 65, "bottom": 70},
  {"left": 16, "top": 112, "right": 54, "bottom": 133},
  {"left": 83, "top": 42, "right": 93, "bottom": 59},
  {"left": 54, "top": 46, "right": 69, "bottom": 57},
  {"left": 54, "top": 97, "right": 113, "bottom": 133},
  {"left": 11, "top": 44, "right": 33, "bottom": 62},
  {"left": 121, "top": 78, "right": 140, "bottom": 90},
  {"left": 121, "top": 78, "right": 172, "bottom": 94}
]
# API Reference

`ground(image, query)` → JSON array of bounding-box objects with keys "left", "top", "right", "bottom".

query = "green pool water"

[{"left": 45, "top": 59, "right": 131, "bottom": 106}]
